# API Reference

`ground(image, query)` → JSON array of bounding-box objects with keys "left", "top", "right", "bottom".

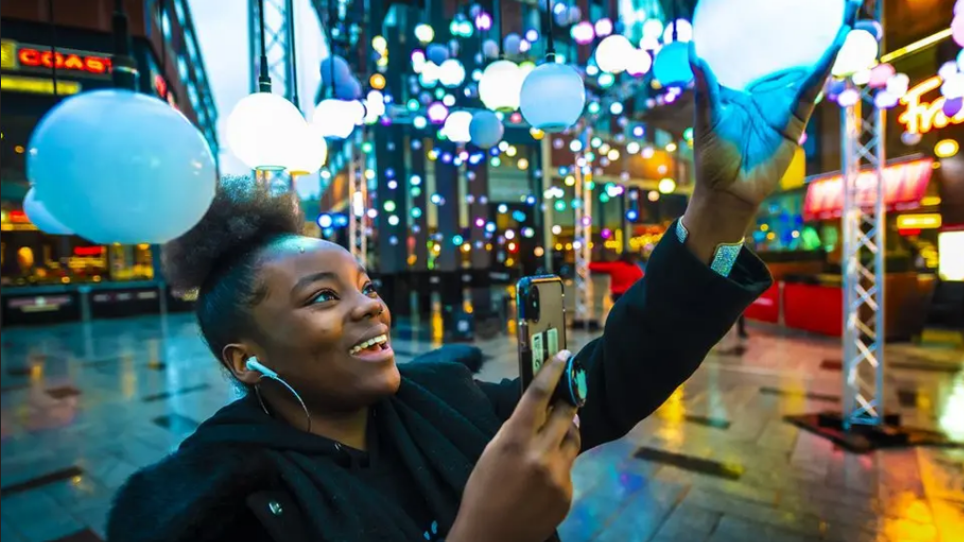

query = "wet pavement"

[{"left": 1, "top": 307, "right": 962, "bottom": 541}]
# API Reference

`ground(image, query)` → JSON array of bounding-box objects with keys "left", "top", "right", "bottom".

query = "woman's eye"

[
  {"left": 311, "top": 290, "right": 338, "bottom": 304},
  {"left": 363, "top": 283, "right": 378, "bottom": 297}
]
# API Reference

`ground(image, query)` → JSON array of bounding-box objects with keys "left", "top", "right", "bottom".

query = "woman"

[
  {"left": 588, "top": 252, "right": 645, "bottom": 303},
  {"left": 107, "top": 23, "right": 851, "bottom": 542}
]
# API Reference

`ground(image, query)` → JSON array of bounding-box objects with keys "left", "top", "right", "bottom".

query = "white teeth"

[{"left": 349, "top": 334, "right": 388, "bottom": 355}]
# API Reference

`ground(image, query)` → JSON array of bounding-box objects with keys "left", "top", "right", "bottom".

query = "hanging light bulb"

[
  {"left": 22, "top": 187, "right": 72, "bottom": 235},
  {"left": 313, "top": 99, "right": 359, "bottom": 139},
  {"left": 479, "top": 60, "right": 525, "bottom": 112},
  {"left": 285, "top": 123, "right": 328, "bottom": 175},
  {"left": 228, "top": 92, "right": 308, "bottom": 168},
  {"left": 469, "top": 110, "right": 505, "bottom": 148},
  {"left": 694, "top": 0, "right": 846, "bottom": 92},
  {"left": 594, "top": 34, "right": 634, "bottom": 74},
  {"left": 441, "top": 110, "right": 473, "bottom": 143},
  {"left": 439, "top": 58, "right": 466, "bottom": 88}
]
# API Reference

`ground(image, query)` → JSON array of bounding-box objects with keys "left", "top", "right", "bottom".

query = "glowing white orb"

[
  {"left": 415, "top": 24, "right": 435, "bottom": 44},
  {"left": 625, "top": 49, "right": 654, "bottom": 76},
  {"left": 228, "top": 91, "right": 308, "bottom": 170},
  {"left": 439, "top": 59, "right": 466, "bottom": 88},
  {"left": 479, "top": 60, "right": 524, "bottom": 112},
  {"left": 832, "top": 29, "right": 879, "bottom": 77},
  {"left": 694, "top": 0, "right": 846, "bottom": 91},
  {"left": 441, "top": 110, "right": 473, "bottom": 143},
  {"left": 594, "top": 35, "right": 634, "bottom": 74},
  {"left": 886, "top": 73, "right": 910, "bottom": 97},
  {"left": 313, "top": 99, "right": 358, "bottom": 139}
]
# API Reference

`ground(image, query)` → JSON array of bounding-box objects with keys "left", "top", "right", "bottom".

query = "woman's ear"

[{"left": 222, "top": 343, "right": 263, "bottom": 385}]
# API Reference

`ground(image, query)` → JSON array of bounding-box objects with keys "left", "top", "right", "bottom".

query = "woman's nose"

[{"left": 352, "top": 293, "right": 384, "bottom": 320}]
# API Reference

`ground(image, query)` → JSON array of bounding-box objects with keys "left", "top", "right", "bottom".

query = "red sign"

[
  {"left": 803, "top": 159, "right": 933, "bottom": 220},
  {"left": 743, "top": 283, "right": 780, "bottom": 323},
  {"left": 16, "top": 47, "right": 112, "bottom": 75}
]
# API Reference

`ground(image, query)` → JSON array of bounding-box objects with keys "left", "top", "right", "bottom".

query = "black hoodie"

[{"left": 106, "top": 222, "right": 771, "bottom": 542}]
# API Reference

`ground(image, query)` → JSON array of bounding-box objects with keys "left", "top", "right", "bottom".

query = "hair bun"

[{"left": 162, "top": 176, "right": 303, "bottom": 294}]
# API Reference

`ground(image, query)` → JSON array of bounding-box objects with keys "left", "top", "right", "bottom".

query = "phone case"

[{"left": 516, "top": 275, "right": 568, "bottom": 390}]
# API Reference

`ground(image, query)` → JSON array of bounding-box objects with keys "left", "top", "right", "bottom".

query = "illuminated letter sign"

[
  {"left": 899, "top": 76, "right": 964, "bottom": 135},
  {"left": 803, "top": 159, "right": 934, "bottom": 220},
  {"left": 14, "top": 45, "right": 112, "bottom": 77}
]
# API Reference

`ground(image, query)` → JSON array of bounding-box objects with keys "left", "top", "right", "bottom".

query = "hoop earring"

[{"left": 247, "top": 358, "right": 312, "bottom": 433}]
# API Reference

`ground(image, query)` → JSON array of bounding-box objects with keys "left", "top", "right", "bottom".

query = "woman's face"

[{"left": 240, "top": 236, "right": 399, "bottom": 411}]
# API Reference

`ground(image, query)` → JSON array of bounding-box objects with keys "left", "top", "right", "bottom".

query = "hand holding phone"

[{"left": 516, "top": 275, "right": 587, "bottom": 408}]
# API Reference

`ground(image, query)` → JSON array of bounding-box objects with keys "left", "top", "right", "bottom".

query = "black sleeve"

[{"left": 476, "top": 221, "right": 772, "bottom": 451}]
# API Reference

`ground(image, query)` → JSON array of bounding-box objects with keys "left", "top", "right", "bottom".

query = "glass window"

[
  {"left": 161, "top": 9, "right": 172, "bottom": 40},
  {"left": 174, "top": 0, "right": 186, "bottom": 25},
  {"left": 178, "top": 56, "right": 189, "bottom": 81}
]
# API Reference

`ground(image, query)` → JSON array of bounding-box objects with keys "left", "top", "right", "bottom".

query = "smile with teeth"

[{"left": 349, "top": 334, "right": 389, "bottom": 355}]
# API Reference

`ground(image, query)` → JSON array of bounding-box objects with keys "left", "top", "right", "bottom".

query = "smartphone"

[{"left": 516, "top": 275, "right": 586, "bottom": 407}]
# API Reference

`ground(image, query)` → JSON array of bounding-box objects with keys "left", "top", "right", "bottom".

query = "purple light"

[
  {"left": 475, "top": 12, "right": 492, "bottom": 31},
  {"left": 594, "top": 18, "right": 613, "bottom": 37},
  {"left": 601, "top": 228, "right": 612, "bottom": 239},
  {"left": 441, "top": 152, "right": 453, "bottom": 163},
  {"left": 427, "top": 102, "right": 449, "bottom": 123},
  {"left": 571, "top": 21, "right": 595, "bottom": 45},
  {"left": 837, "top": 88, "right": 860, "bottom": 107},
  {"left": 475, "top": 217, "right": 485, "bottom": 227},
  {"left": 874, "top": 91, "right": 899, "bottom": 110},
  {"left": 581, "top": 216, "right": 592, "bottom": 226}
]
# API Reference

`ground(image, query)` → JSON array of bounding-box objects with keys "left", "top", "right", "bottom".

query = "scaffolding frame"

[
  {"left": 249, "top": 0, "right": 294, "bottom": 99},
  {"left": 840, "top": 70, "right": 887, "bottom": 428}
]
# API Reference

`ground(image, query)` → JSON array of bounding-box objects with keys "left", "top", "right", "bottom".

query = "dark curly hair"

[{"left": 163, "top": 176, "right": 304, "bottom": 361}]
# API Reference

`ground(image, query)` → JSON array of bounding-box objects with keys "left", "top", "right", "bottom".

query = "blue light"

[
  {"left": 512, "top": 210, "right": 527, "bottom": 221},
  {"left": 485, "top": 222, "right": 497, "bottom": 233},
  {"left": 410, "top": 174, "right": 422, "bottom": 186},
  {"left": 653, "top": 41, "right": 694, "bottom": 86},
  {"left": 626, "top": 209, "right": 639, "bottom": 221},
  {"left": 334, "top": 214, "right": 349, "bottom": 227},
  {"left": 317, "top": 214, "right": 333, "bottom": 228},
  {"left": 452, "top": 234, "right": 464, "bottom": 245},
  {"left": 413, "top": 116, "right": 428, "bottom": 129},
  {"left": 431, "top": 193, "right": 443, "bottom": 204},
  {"left": 525, "top": 195, "right": 537, "bottom": 206}
]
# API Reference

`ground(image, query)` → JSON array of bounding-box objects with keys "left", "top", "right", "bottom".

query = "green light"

[
  {"left": 407, "top": 99, "right": 420, "bottom": 111},
  {"left": 585, "top": 152, "right": 596, "bottom": 162},
  {"left": 588, "top": 102, "right": 601, "bottom": 114},
  {"left": 586, "top": 181, "right": 595, "bottom": 190},
  {"left": 683, "top": 127, "right": 694, "bottom": 141},
  {"left": 599, "top": 194, "right": 610, "bottom": 203},
  {"left": 598, "top": 73, "right": 615, "bottom": 88},
  {"left": 411, "top": 186, "right": 422, "bottom": 196},
  {"left": 554, "top": 200, "right": 566, "bottom": 212},
  {"left": 590, "top": 137, "right": 602, "bottom": 148},
  {"left": 362, "top": 142, "right": 373, "bottom": 153},
  {"left": 411, "top": 207, "right": 423, "bottom": 218},
  {"left": 384, "top": 200, "right": 397, "bottom": 212},
  {"left": 434, "top": 88, "right": 445, "bottom": 99},
  {"left": 490, "top": 157, "right": 501, "bottom": 167}
]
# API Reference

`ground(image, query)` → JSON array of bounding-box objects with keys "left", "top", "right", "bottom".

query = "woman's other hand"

[{"left": 682, "top": 1, "right": 860, "bottom": 262}]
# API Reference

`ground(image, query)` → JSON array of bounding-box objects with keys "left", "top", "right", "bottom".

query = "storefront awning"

[{"left": 802, "top": 158, "right": 934, "bottom": 220}]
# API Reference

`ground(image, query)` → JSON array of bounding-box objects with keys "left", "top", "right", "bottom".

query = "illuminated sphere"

[
  {"left": 427, "top": 102, "right": 449, "bottom": 123},
  {"left": 313, "top": 99, "right": 358, "bottom": 139},
  {"left": 945, "top": 97, "right": 963, "bottom": 118},
  {"left": 942, "top": 73, "right": 964, "bottom": 100},
  {"left": 320, "top": 55, "right": 353, "bottom": 90},
  {"left": 286, "top": 123, "right": 328, "bottom": 174},
  {"left": 653, "top": 41, "right": 693, "bottom": 86},
  {"left": 662, "top": 19, "right": 693, "bottom": 43},
  {"left": 29, "top": 89, "right": 216, "bottom": 244},
  {"left": 694, "top": 0, "right": 846, "bottom": 91},
  {"left": 642, "top": 19, "right": 664, "bottom": 39},
  {"left": 571, "top": 22, "right": 595, "bottom": 45},
  {"left": 441, "top": 110, "right": 473, "bottom": 143},
  {"left": 227, "top": 92, "right": 307, "bottom": 169},
  {"left": 831, "top": 29, "right": 879, "bottom": 77},
  {"left": 625, "top": 49, "right": 653, "bottom": 76},
  {"left": 469, "top": 110, "right": 504, "bottom": 148},
  {"left": 439, "top": 59, "right": 466, "bottom": 88},
  {"left": 426, "top": 43, "right": 450, "bottom": 65},
  {"left": 479, "top": 60, "right": 524, "bottom": 112},
  {"left": 594, "top": 34, "right": 634, "bottom": 74},
  {"left": 887, "top": 73, "right": 910, "bottom": 97},
  {"left": 23, "top": 187, "right": 72, "bottom": 235},
  {"left": 482, "top": 39, "right": 499, "bottom": 59},
  {"left": 504, "top": 33, "right": 522, "bottom": 56},
  {"left": 868, "top": 63, "right": 895, "bottom": 88},
  {"left": 415, "top": 24, "right": 435, "bottom": 44},
  {"left": 520, "top": 63, "right": 586, "bottom": 133},
  {"left": 936, "top": 139, "right": 960, "bottom": 159},
  {"left": 953, "top": 15, "right": 964, "bottom": 47},
  {"left": 658, "top": 177, "right": 677, "bottom": 194}
]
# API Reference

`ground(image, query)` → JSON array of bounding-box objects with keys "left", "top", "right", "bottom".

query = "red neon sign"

[
  {"left": 17, "top": 48, "right": 112, "bottom": 75},
  {"left": 73, "top": 246, "right": 104, "bottom": 256},
  {"left": 803, "top": 159, "right": 933, "bottom": 220}
]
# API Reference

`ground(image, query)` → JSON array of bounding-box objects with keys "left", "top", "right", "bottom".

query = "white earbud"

[{"left": 245, "top": 357, "right": 278, "bottom": 379}]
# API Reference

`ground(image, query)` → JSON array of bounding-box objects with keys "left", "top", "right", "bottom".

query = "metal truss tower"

[
  {"left": 249, "top": 0, "right": 293, "bottom": 99},
  {"left": 572, "top": 153, "right": 594, "bottom": 329},
  {"left": 347, "top": 138, "right": 368, "bottom": 266},
  {"left": 840, "top": 1, "right": 886, "bottom": 429}
]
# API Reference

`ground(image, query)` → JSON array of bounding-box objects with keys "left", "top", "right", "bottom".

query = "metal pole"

[{"left": 540, "top": 138, "right": 554, "bottom": 273}]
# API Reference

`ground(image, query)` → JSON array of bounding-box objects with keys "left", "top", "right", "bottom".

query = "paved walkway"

[{"left": 1, "top": 313, "right": 961, "bottom": 541}]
